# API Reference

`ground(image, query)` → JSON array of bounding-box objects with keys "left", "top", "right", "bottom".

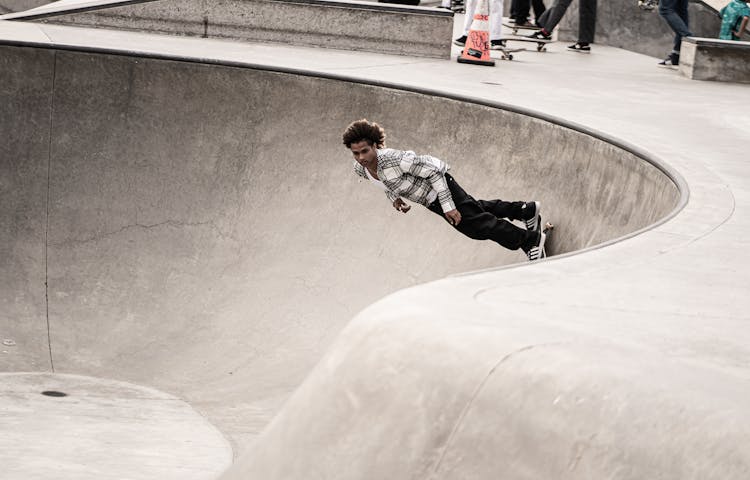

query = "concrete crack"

[
  {"left": 49, "top": 219, "right": 237, "bottom": 247},
  {"left": 428, "top": 342, "right": 566, "bottom": 478}
]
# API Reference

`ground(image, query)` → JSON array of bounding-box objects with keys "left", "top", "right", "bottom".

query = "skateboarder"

[{"left": 342, "top": 119, "right": 547, "bottom": 261}]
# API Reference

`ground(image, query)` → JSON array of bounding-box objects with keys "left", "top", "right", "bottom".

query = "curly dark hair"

[{"left": 342, "top": 119, "right": 386, "bottom": 149}]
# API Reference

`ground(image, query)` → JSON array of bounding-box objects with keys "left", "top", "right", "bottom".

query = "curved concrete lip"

[{"left": 1, "top": 20, "right": 748, "bottom": 479}]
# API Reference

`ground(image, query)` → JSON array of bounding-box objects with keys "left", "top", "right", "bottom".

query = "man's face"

[{"left": 349, "top": 140, "right": 378, "bottom": 170}]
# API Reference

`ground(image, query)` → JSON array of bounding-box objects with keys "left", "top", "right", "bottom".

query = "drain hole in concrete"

[{"left": 41, "top": 391, "right": 68, "bottom": 397}]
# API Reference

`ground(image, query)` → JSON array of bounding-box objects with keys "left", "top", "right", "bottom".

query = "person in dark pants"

[
  {"left": 526, "top": 0, "right": 597, "bottom": 53},
  {"left": 657, "top": 0, "right": 692, "bottom": 66},
  {"left": 342, "top": 119, "right": 547, "bottom": 261},
  {"left": 510, "top": 0, "right": 546, "bottom": 27}
]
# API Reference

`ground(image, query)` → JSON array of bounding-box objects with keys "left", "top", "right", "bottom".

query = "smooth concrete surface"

[
  {"left": 1, "top": 15, "right": 749, "bottom": 480},
  {"left": 680, "top": 36, "right": 750, "bottom": 83},
  {"left": 0, "top": 0, "right": 49, "bottom": 13},
  {"left": 1, "top": 372, "right": 232, "bottom": 479},
  {"left": 0, "top": 26, "right": 679, "bottom": 460},
  {"left": 1, "top": 0, "right": 454, "bottom": 59}
]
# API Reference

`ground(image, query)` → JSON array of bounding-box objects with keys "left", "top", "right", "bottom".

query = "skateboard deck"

[
  {"left": 541, "top": 222, "right": 554, "bottom": 258},
  {"left": 502, "top": 22, "right": 539, "bottom": 36},
  {"left": 500, "top": 35, "right": 554, "bottom": 52},
  {"left": 490, "top": 45, "right": 525, "bottom": 61}
]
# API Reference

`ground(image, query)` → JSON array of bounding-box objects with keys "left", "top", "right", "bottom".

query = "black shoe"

[
  {"left": 524, "top": 229, "right": 547, "bottom": 261},
  {"left": 658, "top": 52, "right": 679, "bottom": 66},
  {"left": 490, "top": 39, "right": 507, "bottom": 50},
  {"left": 526, "top": 30, "right": 551, "bottom": 41},
  {"left": 521, "top": 201, "right": 541, "bottom": 231},
  {"left": 567, "top": 42, "right": 591, "bottom": 53},
  {"left": 453, "top": 35, "right": 467, "bottom": 47}
]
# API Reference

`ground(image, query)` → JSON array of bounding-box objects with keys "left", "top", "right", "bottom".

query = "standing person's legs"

[
  {"left": 515, "top": 0, "right": 532, "bottom": 24},
  {"left": 463, "top": 0, "right": 478, "bottom": 35},
  {"left": 427, "top": 175, "right": 536, "bottom": 251},
  {"left": 531, "top": 0, "right": 546, "bottom": 22},
  {"left": 578, "top": 0, "right": 597, "bottom": 44},
  {"left": 658, "top": 0, "right": 692, "bottom": 53},
  {"left": 538, "top": 0, "right": 573, "bottom": 31},
  {"left": 490, "top": 0, "right": 505, "bottom": 41},
  {"left": 510, "top": 0, "right": 520, "bottom": 21}
]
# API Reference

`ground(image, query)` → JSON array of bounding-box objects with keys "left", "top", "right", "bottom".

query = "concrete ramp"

[{"left": 1, "top": 40, "right": 681, "bottom": 477}]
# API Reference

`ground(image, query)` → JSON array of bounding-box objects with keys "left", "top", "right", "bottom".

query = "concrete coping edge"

[
  {"left": 0, "top": 37, "right": 690, "bottom": 271},
  {"left": 684, "top": 36, "right": 750, "bottom": 49},
  {"left": 0, "top": 0, "right": 452, "bottom": 21}
]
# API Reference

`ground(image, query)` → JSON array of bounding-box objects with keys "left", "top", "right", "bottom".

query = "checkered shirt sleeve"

[{"left": 379, "top": 148, "right": 455, "bottom": 212}]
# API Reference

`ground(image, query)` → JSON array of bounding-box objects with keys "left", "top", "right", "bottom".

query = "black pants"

[
  {"left": 426, "top": 174, "right": 535, "bottom": 251},
  {"left": 511, "top": 0, "right": 546, "bottom": 23}
]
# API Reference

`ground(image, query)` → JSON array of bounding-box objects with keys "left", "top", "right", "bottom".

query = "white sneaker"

[{"left": 525, "top": 230, "right": 546, "bottom": 261}]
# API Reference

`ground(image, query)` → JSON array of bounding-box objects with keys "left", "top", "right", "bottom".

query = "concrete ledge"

[
  {"left": 2, "top": 0, "right": 454, "bottom": 59},
  {"left": 679, "top": 36, "right": 750, "bottom": 83}
]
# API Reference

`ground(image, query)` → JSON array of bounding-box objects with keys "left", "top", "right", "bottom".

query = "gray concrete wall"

[
  {"left": 0, "top": 0, "right": 49, "bottom": 13},
  {"left": 1, "top": 42, "right": 679, "bottom": 454},
  {"left": 680, "top": 37, "right": 750, "bottom": 83},
  {"left": 0, "top": 45, "right": 55, "bottom": 371},
  {"left": 22, "top": 0, "right": 454, "bottom": 59},
  {"left": 558, "top": 0, "right": 727, "bottom": 58}
]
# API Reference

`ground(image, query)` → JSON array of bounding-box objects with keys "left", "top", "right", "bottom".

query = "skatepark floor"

[{"left": 1, "top": 11, "right": 749, "bottom": 480}]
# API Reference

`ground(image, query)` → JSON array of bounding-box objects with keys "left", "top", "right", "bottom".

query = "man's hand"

[
  {"left": 393, "top": 198, "right": 411, "bottom": 213},
  {"left": 444, "top": 209, "right": 461, "bottom": 226}
]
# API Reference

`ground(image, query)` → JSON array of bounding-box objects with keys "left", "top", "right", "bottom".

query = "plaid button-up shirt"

[{"left": 354, "top": 148, "right": 456, "bottom": 213}]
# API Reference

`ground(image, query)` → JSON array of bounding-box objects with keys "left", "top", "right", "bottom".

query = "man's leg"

[
  {"left": 537, "top": 0, "right": 573, "bottom": 31},
  {"left": 516, "top": 0, "right": 532, "bottom": 24},
  {"left": 658, "top": 0, "right": 692, "bottom": 53},
  {"left": 427, "top": 175, "right": 536, "bottom": 251},
  {"left": 531, "top": 0, "right": 546, "bottom": 22},
  {"left": 510, "top": 0, "right": 519, "bottom": 21},
  {"left": 490, "top": 0, "right": 505, "bottom": 41},
  {"left": 578, "top": 0, "right": 597, "bottom": 44}
]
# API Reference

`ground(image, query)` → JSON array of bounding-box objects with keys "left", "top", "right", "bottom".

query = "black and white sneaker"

[
  {"left": 567, "top": 42, "right": 591, "bottom": 53},
  {"left": 453, "top": 35, "right": 467, "bottom": 47},
  {"left": 525, "top": 229, "right": 547, "bottom": 261},
  {"left": 521, "top": 201, "right": 541, "bottom": 231},
  {"left": 526, "top": 30, "right": 551, "bottom": 41},
  {"left": 658, "top": 53, "right": 679, "bottom": 66},
  {"left": 490, "top": 39, "right": 507, "bottom": 50}
]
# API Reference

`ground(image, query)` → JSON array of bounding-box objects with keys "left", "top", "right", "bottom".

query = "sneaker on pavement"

[
  {"left": 453, "top": 35, "right": 467, "bottom": 47},
  {"left": 490, "top": 39, "right": 507, "bottom": 50},
  {"left": 658, "top": 53, "right": 679, "bottom": 66},
  {"left": 567, "top": 42, "right": 591, "bottom": 53},
  {"left": 521, "top": 201, "right": 541, "bottom": 231},
  {"left": 525, "top": 230, "right": 547, "bottom": 261},
  {"left": 526, "top": 30, "right": 551, "bottom": 41}
]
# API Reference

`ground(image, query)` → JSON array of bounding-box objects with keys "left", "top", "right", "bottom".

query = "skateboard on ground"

[
  {"left": 502, "top": 22, "right": 539, "bottom": 36},
  {"left": 500, "top": 35, "right": 554, "bottom": 52},
  {"left": 491, "top": 45, "right": 526, "bottom": 61}
]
